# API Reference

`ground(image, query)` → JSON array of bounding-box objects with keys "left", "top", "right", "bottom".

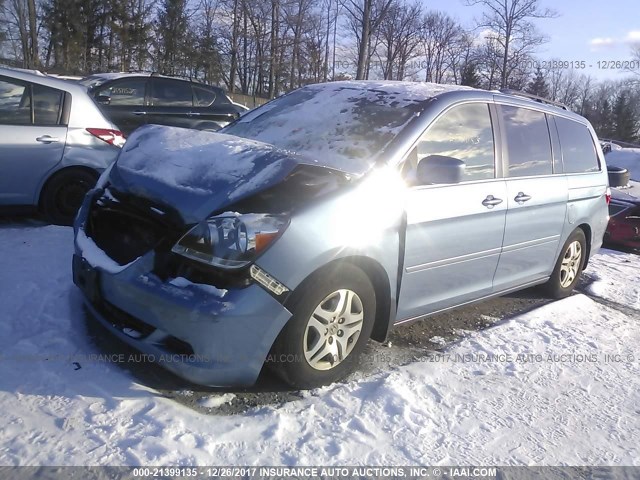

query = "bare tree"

[
  {"left": 465, "top": 0, "right": 556, "bottom": 88},
  {"left": 420, "top": 11, "right": 461, "bottom": 83},
  {"left": 375, "top": 0, "right": 422, "bottom": 80},
  {"left": 1, "top": 0, "right": 31, "bottom": 67},
  {"left": 343, "top": 0, "right": 394, "bottom": 79}
]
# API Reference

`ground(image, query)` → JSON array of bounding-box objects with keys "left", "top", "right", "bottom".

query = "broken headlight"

[{"left": 171, "top": 212, "right": 289, "bottom": 269}]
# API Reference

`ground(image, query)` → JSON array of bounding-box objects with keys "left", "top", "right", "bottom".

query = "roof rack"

[{"left": 498, "top": 89, "right": 569, "bottom": 111}]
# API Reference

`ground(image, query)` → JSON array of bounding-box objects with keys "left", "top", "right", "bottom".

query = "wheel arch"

[
  {"left": 38, "top": 165, "right": 99, "bottom": 210},
  {"left": 576, "top": 223, "right": 592, "bottom": 269},
  {"left": 284, "top": 255, "right": 394, "bottom": 343}
]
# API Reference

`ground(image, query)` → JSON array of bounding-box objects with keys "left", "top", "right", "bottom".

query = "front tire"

[
  {"left": 545, "top": 229, "right": 586, "bottom": 299},
  {"left": 270, "top": 264, "right": 376, "bottom": 389},
  {"left": 41, "top": 169, "right": 98, "bottom": 226}
]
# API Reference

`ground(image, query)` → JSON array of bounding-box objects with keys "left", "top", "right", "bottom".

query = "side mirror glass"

[{"left": 416, "top": 154, "right": 465, "bottom": 185}]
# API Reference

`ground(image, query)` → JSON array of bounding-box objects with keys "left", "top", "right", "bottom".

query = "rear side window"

[
  {"left": 193, "top": 85, "right": 216, "bottom": 107},
  {"left": 555, "top": 116, "right": 600, "bottom": 173},
  {"left": 151, "top": 78, "right": 193, "bottom": 107},
  {"left": 500, "top": 105, "right": 553, "bottom": 177},
  {"left": 32, "top": 84, "right": 63, "bottom": 125},
  {"left": 407, "top": 102, "right": 496, "bottom": 182},
  {"left": 0, "top": 78, "right": 64, "bottom": 125},
  {"left": 99, "top": 78, "right": 146, "bottom": 106},
  {"left": 0, "top": 78, "right": 31, "bottom": 125}
]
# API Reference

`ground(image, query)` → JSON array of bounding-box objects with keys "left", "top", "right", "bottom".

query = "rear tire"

[
  {"left": 41, "top": 169, "right": 98, "bottom": 226},
  {"left": 270, "top": 263, "right": 376, "bottom": 389},
  {"left": 544, "top": 229, "right": 586, "bottom": 299}
]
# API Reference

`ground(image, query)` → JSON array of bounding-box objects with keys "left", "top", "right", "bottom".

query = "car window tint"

[
  {"left": 0, "top": 78, "right": 31, "bottom": 125},
  {"left": 99, "top": 78, "right": 146, "bottom": 106},
  {"left": 151, "top": 78, "right": 193, "bottom": 107},
  {"left": 214, "top": 91, "right": 232, "bottom": 105},
  {"left": 193, "top": 86, "right": 215, "bottom": 107},
  {"left": 555, "top": 116, "right": 600, "bottom": 173},
  {"left": 406, "top": 103, "right": 495, "bottom": 182},
  {"left": 32, "top": 84, "right": 63, "bottom": 125},
  {"left": 501, "top": 105, "right": 553, "bottom": 177}
]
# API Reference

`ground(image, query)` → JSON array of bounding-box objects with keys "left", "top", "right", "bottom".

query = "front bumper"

[{"left": 72, "top": 236, "right": 292, "bottom": 387}]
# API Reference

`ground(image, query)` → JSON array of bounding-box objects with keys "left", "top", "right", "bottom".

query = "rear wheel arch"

[
  {"left": 577, "top": 223, "right": 592, "bottom": 269},
  {"left": 38, "top": 166, "right": 99, "bottom": 224}
]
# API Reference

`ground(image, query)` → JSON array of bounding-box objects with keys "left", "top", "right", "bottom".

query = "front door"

[{"left": 396, "top": 102, "right": 507, "bottom": 321}]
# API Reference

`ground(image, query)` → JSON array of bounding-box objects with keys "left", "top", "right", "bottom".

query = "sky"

[{"left": 424, "top": 0, "right": 640, "bottom": 81}]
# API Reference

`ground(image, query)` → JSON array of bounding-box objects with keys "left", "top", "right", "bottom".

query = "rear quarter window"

[{"left": 555, "top": 116, "right": 600, "bottom": 173}]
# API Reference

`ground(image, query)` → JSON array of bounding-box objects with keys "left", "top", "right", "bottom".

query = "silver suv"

[
  {"left": 0, "top": 67, "right": 123, "bottom": 224},
  {"left": 73, "top": 81, "right": 610, "bottom": 388}
]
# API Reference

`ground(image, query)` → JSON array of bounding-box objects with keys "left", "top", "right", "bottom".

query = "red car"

[{"left": 606, "top": 187, "right": 640, "bottom": 250}]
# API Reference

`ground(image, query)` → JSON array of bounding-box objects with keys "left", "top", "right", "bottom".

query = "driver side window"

[{"left": 403, "top": 102, "right": 496, "bottom": 184}]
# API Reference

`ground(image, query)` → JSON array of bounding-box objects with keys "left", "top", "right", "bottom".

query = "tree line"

[{"left": 1, "top": 0, "right": 639, "bottom": 142}]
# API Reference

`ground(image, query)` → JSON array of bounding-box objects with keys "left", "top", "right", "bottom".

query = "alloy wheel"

[
  {"left": 559, "top": 240, "right": 582, "bottom": 288},
  {"left": 303, "top": 289, "right": 364, "bottom": 371}
]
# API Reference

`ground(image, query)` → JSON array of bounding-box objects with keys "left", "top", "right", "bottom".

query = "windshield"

[{"left": 223, "top": 82, "right": 432, "bottom": 173}]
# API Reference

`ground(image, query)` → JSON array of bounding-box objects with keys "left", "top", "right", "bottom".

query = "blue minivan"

[{"left": 72, "top": 81, "right": 610, "bottom": 388}]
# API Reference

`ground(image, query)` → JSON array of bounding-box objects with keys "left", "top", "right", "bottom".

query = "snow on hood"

[{"left": 110, "top": 125, "right": 344, "bottom": 223}]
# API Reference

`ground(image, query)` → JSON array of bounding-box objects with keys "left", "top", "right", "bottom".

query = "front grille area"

[
  {"left": 99, "top": 299, "right": 156, "bottom": 338},
  {"left": 96, "top": 300, "right": 195, "bottom": 356},
  {"left": 87, "top": 188, "right": 182, "bottom": 265}
]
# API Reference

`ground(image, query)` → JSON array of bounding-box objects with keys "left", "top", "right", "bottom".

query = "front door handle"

[
  {"left": 482, "top": 195, "right": 503, "bottom": 208},
  {"left": 133, "top": 110, "right": 147, "bottom": 116},
  {"left": 36, "top": 135, "right": 60, "bottom": 143},
  {"left": 514, "top": 192, "right": 532, "bottom": 204}
]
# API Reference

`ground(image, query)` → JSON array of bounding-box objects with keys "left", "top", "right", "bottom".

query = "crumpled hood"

[{"left": 109, "top": 125, "right": 348, "bottom": 223}]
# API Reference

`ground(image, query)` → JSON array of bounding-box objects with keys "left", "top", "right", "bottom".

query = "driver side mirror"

[
  {"left": 416, "top": 154, "right": 465, "bottom": 185},
  {"left": 96, "top": 94, "right": 111, "bottom": 105}
]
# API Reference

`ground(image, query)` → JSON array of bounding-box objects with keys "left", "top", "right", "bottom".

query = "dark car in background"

[{"left": 80, "top": 73, "right": 243, "bottom": 135}]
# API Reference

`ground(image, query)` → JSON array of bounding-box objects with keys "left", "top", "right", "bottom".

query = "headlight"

[{"left": 171, "top": 212, "right": 289, "bottom": 269}]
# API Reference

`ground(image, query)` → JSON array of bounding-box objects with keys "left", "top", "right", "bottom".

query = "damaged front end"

[{"left": 72, "top": 126, "right": 354, "bottom": 386}]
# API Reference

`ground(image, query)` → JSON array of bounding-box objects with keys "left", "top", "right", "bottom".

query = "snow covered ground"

[{"left": 0, "top": 224, "right": 639, "bottom": 466}]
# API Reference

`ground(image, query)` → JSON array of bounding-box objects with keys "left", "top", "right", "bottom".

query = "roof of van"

[{"left": 303, "top": 80, "right": 587, "bottom": 124}]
